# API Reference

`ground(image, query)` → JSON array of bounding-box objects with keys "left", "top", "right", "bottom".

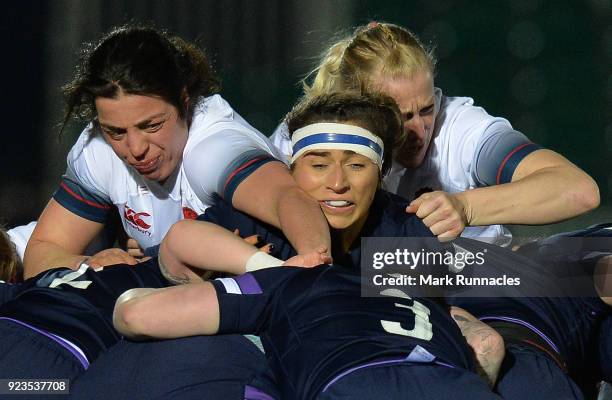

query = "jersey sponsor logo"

[
  {"left": 182, "top": 207, "right": 198, "bottom": 220},
  {"left": 124, "top": 204, "right": 152, "bottom": 230}
]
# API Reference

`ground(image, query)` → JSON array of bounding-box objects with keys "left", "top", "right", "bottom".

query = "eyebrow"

[
  {"left": 303, "top": 150, "right": 358, "bottom": 157},
  {"left": 303, "top": 151, "right": 331, "bottom": 157},
  {"left": 98, "top": 112, "right": 168, "bottom": 131},
  {"left": 401, "top": 97, "right": 435, "bottom": 119}
]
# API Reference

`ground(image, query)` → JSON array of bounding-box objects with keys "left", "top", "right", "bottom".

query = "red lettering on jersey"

[
  {"left": 124, "top": 205, "right": 152, "bottom": 230},
  {"left": 183, "top": 207, "right": 198, "bottom": 220}
]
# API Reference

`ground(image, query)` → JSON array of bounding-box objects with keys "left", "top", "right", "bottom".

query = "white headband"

[{"left": 290, "top": 122, "right": 384, "bottom": 169}]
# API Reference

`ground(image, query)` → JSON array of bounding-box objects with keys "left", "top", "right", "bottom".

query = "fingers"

[
  {"left": 408, "top": 191, "right": 466, "bottom": 240},
  {"left": 233, "top": 228, "right": 263, "bottom": 247},
  {"left": 406, "top": 195, "right": 426, "bottom": 215},
  {"left": 127, "top": 248, "right": 145, "bottom": 257},
  {"left": 243, "top": 234, "right": 261, "bottom": 246},
  {"left": 321, "top": 254, "right": 333, "bottom": 264},
  {"left": 259, "top": 243, "right": 275, "bottom": 254},
  {"left": 88, "top": 248, "right": 139, "bottom": 268},
  {"left": 126, "top": 238, "right": 145, "bottom": 258}
]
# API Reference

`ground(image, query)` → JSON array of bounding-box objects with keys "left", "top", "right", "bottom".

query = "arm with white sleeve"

[
  {"left": 24, "top": 131, "right": 137, "bottom": 278},
  {"left": 407, "top": 110, "right": 599, "bottom": 240},
  {"left": 184, "top": 129, "right": 331, "bottom": 258}
]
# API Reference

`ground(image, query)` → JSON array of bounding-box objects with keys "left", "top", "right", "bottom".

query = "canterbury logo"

[{"left": 124, "top": 205, "right": 152, "bottom": 229}]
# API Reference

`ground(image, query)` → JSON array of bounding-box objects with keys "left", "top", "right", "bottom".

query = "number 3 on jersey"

[{"left": 379, "top": 288, "right": 433, "bottom": 341}]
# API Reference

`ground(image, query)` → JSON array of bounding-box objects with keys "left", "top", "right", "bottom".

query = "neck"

[{"left": 330, "top": 216, "right": 368, "bottom": 256}]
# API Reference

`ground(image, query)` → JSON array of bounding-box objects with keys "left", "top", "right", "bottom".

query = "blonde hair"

[
  {"left": 304, "top": 22, "right": 436, "bottom": 97},
  {"left": 0, "top": 227, "right": 22, "bottom": 283}
]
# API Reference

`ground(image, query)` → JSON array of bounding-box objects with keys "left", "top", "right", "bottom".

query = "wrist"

[
  {"left": 245, "top": 251, "right": 284, "bottom": 272},
  {"left": 453, "top": 191, "right": 472, "bottom": 226}
]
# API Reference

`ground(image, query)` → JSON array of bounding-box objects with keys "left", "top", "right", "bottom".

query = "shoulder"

[
  {"left": 370, "top": 191, "right": 433, "bottom": 237},
  {"left": 183, "top": 96, "right": 278, "bottom": 173},
  {"left": 66, "top": 124, "right": 128, "bottom": 191},
  {"left": 185, "top": 95, "right": 275, "bottom": 152},
  {"left": 437, "top": 90, "right": 511, "bottom": 137},
  {"left": 67, "top": 125, "right": 122, "bottom": 168}
]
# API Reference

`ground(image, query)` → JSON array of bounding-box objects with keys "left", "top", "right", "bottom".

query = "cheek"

[
  {"left": 104, "top": 137, "right": 128, "bottom": 158},
  {"left": 354, "top": 174, "right": 379, "bottom": 207},
  {"left": 291, "top": 169, "right": 322, "bottom": 196},
  {"left": 159, "top": 122, "right": 188, "bottom": 154}
]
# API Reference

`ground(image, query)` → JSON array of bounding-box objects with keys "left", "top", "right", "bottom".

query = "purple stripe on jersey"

[
  {"left": 479, "top": 316, "right": 560, "bottom": 354},
  {"left": 244, "top": 385, "right": 275, "bottom": 400},
  {"left": 321, "top": 355, "right": 454, "bottom": 393},
  {"left": 0, "top": 317, "right": 90, "bottom": 369},
  {"left": 234, "top": 273, "right": 263, "bottom": 294}
]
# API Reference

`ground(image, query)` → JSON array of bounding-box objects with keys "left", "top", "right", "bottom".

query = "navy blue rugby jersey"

[
  {"left": 212, "top": 264, "right": 473, "bottom": 400},
  {"left": 0, "top": 282, "right": 23, "bottom": 305},
  {"left": 446, "top": 237, "right": 610, "bottom": 375},
  {"left": 0, "top": 259, "right": 168, "bottom": 361},
  {"left": 200, "top": 190, "right": 434, "bottom": 268}
]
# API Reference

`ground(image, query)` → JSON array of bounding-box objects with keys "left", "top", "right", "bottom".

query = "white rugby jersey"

[
  {"left": 271, "top": 88, "right": 541, "bottom": 246},
  {"left": 55, "top": 95, "right": 280, "bottom": 250},
  {"left": 7, "top": 221, "right": 36, "bottom": 261}
]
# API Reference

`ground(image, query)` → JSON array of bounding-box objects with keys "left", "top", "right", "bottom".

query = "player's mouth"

[
  {"left": 320, "top": 200, "right": 355, "bottom": 214},
  {"left": 133, "top": 156, "right": 161, "bottom": 175}
]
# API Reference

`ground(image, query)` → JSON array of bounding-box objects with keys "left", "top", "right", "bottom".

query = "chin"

[{"left": 327, "top": 220, "right": 351, "bottom": 231}]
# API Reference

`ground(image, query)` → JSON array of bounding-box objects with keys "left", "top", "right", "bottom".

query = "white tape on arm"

[{"left": 245, "top": 251, "right": 284, "bottom": 272}]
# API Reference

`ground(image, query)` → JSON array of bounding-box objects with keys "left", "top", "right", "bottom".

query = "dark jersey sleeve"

[
  {"left": 53, "top": 176, "right": 113, "bottom": 223},
  {"left": 218, "top": 149, "right": 278, "bottom": 202},
  {"left": 474, "top": 129, "right": 541, "bottom": 185},
  {"left": 199, "top": 194, "right": 297, "bottom": 261},
  {"left": 211, "top": 268, "right": 300, "bottom": 336},
  {"left": 0, "top": 282, "right": 22, "bottom": 306}
]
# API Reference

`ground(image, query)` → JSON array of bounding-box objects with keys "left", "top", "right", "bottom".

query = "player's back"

[
  {"left": 218, "top": 264, "right": 474, "bottom": 400},
  {"left": 0, "top": 259, "right": 168, "bottom": 362},
  {"left": 446, "top": 237, "right": 609, "bottom": 378}
]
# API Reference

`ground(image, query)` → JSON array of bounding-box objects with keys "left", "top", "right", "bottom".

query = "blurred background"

[{"left": 1, "top": 0, "right": 610, "bottom": 237}]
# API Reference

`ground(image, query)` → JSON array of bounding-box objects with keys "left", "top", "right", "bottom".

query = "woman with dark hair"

[{"left": 24, "top": 23, "right": 330, "bottom": 278}]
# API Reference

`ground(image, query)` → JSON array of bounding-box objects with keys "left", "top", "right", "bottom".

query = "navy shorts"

[{"left": 69, "top": 334, "right": 276, "bottom": 400}]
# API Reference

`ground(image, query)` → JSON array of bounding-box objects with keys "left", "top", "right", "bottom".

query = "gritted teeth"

[{"left": 324, "top": 200, "right": 353, "bottom": 207}]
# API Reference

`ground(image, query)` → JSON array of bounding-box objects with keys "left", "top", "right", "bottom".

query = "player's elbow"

[
  {"left": 113, "top": 290, "right": 150, "bottom": 339},
  {"left": 568, "top": 176, "right": 600, "bottom": 215}
]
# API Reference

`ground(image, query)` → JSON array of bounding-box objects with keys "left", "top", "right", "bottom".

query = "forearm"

[
  {"left": 450, "top": 306, "right": 504, "bottom": 387},
  {"left": 161, "top": 220, "right": 260, "bottom": 278},
  {"left": 231, "top": 162, "right": 331, "bottom": 255},
  {"left": 113, "top": 284, "right": 219, "bottom": 339},
  {"left": 24, "top": 199, "right": 105, "bottom": 278},
  {"left": 277, "top": 187, "right": 331, "bottom": 255},
  {"left": 461, "top": 165, "right": 599, "bottom": 226},
  {"left": 23, "top": 239, "right": 88, "bottom": 279}
]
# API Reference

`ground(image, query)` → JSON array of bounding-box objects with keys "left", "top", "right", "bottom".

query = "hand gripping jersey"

[
  {"left": 200, "top": 189, "right": 434, "bottom": 269},
  {"left": 0, "top": 259, "right": 168, "bottom": 367},
  {"left": 54, "top": 94, "right": 281, "bottom": 251},
  {"left": 212, "top": 265, "right": 474, "bottom": 400},
  {"left": 270, "top": 89, "right": 541, "bottom": 246}
]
